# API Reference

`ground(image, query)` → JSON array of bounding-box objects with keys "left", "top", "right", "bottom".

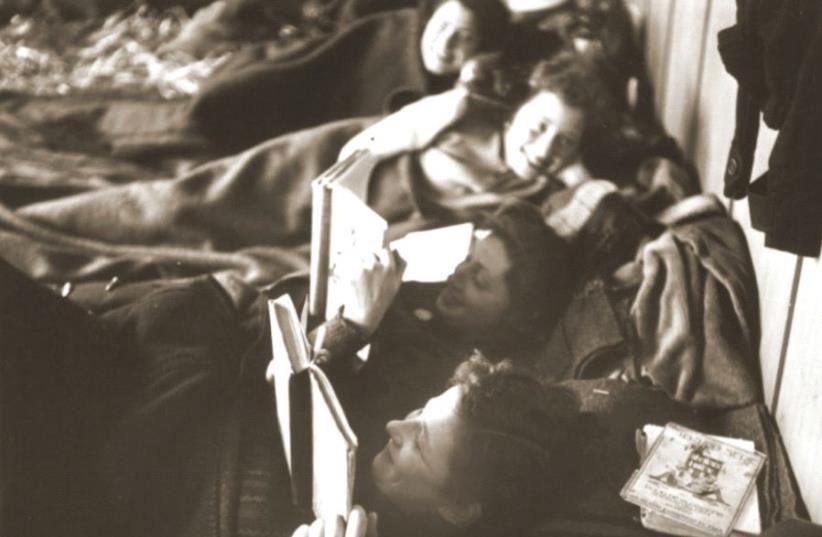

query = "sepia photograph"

[{"left": 0, "top": 0, "right": 820, "bottom": 536}]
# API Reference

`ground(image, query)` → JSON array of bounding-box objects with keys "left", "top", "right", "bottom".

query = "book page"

[
  {"left": 309, "top": 149, "right": 387, "bottom": 321},
  {"left": 390, "top": 223, "right": 474, "bottom": 282},
  {"left": 325, "top": 184, "right": 387, "bottom": 320},
  {"left": 640, "top": 425, "right": 761, "bottom": 536},
  {"left": 621, "top": 422, "right": 766, "bottom": 537},
  {"left": 309, "top": 364, "right": 357, "bottom": 523},
  {"left": 266, "top": 296, "right": 311, "bottom": 475}
]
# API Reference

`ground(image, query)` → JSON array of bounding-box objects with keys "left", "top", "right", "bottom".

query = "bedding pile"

[{"left": 0, "top": 6, "right": 232, "bottom": 98}]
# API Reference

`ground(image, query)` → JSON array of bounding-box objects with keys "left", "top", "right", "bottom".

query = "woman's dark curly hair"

[
  {"left": 525, "top": 49, "right": 623, "bottom": 172},
  {"left": 445, "top": 354, "right": 601, "bottom": 534},
  {"left": 475, "top": 200, "right": 572, "bottom": 350},
  {"left": 527, "top": 48, "right": 617, "bottom": 117}
]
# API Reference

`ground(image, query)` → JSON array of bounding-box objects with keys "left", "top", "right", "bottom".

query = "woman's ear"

[{"left": 437, "top": 501, "right": 482, "bottom": 528}]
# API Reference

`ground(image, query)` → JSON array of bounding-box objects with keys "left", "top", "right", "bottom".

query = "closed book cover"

[
  {"left": 637, "top": 424, "right": 762, "bottom": 537},
  {"left": 621, "top": 422, "right": 765, "bottom": 537}
]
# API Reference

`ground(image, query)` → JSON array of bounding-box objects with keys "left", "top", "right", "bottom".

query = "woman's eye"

[{"left": 529, "top": 121, "right": 550, "bottom": 138}]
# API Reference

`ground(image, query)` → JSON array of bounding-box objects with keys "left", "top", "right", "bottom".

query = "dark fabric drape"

[{"left": 719, "top": 0, "right": 822, "bottom": 257}]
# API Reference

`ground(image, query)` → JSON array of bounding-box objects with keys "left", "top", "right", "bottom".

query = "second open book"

[{"left": 266, "top": 295, "right": 357, "bottom": 523}]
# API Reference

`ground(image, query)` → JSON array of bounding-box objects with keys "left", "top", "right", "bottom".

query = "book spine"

[
  {"left": 308, "top": 364, "right": 358, "bottom": 447},
  {"left": 309, "top": 181, "right": 332, "bottom": 324},
  {"left": 289, "top": 370, "right": 313, "bottom": 509}
]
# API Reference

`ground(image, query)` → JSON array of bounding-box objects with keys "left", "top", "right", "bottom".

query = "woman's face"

[
  {"left": 371, "top": 386, "right": 465, "bottom": 513},
  {"left": 503, "top": 90, "right": 585, "bottom": 181},
  {"left": 434, "top": 232, "right": 512, "bottom": 334},
  {"left": 420, "top": 0, "right": 482, "bottom": 75}
]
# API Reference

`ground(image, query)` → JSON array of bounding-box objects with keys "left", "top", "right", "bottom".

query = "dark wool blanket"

[
  {"left": 0, "top": 116, "right": 423, "bottom": 288},
  {"left": 188, "top": 7, "right": 451, "bottom": 153}
]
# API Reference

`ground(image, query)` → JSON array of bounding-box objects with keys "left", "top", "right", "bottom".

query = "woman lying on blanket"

[
  {"left": 339, "top": 47, "right": 677, "bottom": 217},
  {"left": 338, "top": 50, "right": 590, "bottom": 188},
  {"left": 293, "top": 365, "right": 801, "bottom": 537},
  {"left": 0, "top": 254, "right": 590, "bottom": 537},
  {"left": 188, "top": 0, "right": 514, "bottom": 151},
  {"left": 292, "top": 355, "right": 602, "bottom": 537},
  {"left": 186, "top": 0, "right": 644, "bottom": 154},
  {"left": 1, "top": 252, "right": 799, "bottom": 537},
  {"left": 300, "top": 201, "right": 574, "bottom": 481}
]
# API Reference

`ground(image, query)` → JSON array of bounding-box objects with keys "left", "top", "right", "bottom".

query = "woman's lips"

[{"left": 521, "top": 147, "right": 547, "bottom": 173}]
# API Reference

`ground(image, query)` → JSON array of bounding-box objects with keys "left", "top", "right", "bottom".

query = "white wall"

[{"left": 628, "top": 0, "right": 822, "bottom": 522}]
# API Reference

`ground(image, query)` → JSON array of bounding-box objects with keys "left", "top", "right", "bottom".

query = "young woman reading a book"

[
  {"left": 0, "top": 253, "right": 597, "bottom": 537},
  {"left": 0, "top": 200, "right": 574, "bottom": 537},
  {"left": 293, "top": 354, "right": 599, "bottom": 537},
  {"left": 0, "top": 232, "right": 802, "bottom": 537},
  {"left": 309, "top": 200, "right": 574, "bottom": 465}
]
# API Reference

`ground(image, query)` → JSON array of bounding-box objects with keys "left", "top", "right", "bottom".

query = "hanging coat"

[{"left": 718, "top": 0, "right": 822, "bottom": 257}]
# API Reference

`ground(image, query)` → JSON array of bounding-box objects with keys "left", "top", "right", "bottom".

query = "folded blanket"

[
  {"left": 536, "top": 192, "right": 761, "bottom": 410},
  {"left": 632, "top": 196, "right": 761, "bottom": 408}
]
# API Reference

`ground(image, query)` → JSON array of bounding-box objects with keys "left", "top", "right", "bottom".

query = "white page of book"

[
  {"left": 642, "top": 424, "right": 761, "bottom": 535},
  {"left": 390, "top": 223, "right": 474, "bottom": 282},
  {"left": 325, "top": 185, "right": 387, "bottom": 319},
  {"left": 309, "top": 149, "right": 384, "bottom": 320},
  {"left": 309, "top": 364, "right": 357, "bottom": 524}
]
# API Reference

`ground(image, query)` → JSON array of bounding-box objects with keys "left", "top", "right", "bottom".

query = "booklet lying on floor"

[
  {"left": 621, "top": 422, "right": 765, "bottom": 537},
  {"left": 636, "top": 424, "right": 762, "bottom": 536},
  {"left": 266, "top": 294, "right": 357, "bottom": 523}
]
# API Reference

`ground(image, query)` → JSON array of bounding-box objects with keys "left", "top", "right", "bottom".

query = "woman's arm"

[
  {"left": 338, "top": 88, "right": 472, "bottom": 161},
  {"left": 308, "top": 248, "right": 406, "bottom": 375}
]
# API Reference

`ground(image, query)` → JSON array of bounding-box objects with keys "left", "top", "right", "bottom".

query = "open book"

[
  {"left": 622, "top": 423, "right": 765, "bottom": 537},
  {"left": 309, "top": 149, "right": 386, "bottom": 322},
  {"left": 309, "top": 149, "right": 474, "bottom": 322},
  {"left": 265, "top": 294, "right": 357, "bottom": 523}
]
